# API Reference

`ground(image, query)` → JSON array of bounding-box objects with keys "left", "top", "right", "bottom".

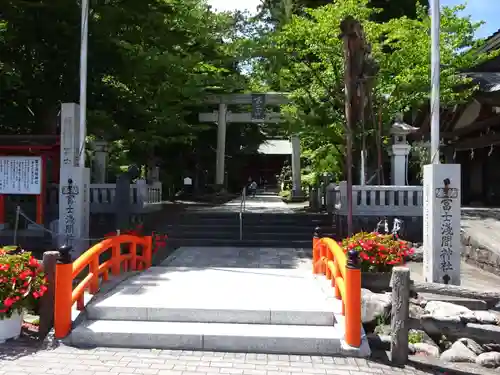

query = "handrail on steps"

[
  {"left": 239, "top": 186, "right": 246, "bottom": 240},
  {"left": 54, "top": 234, "right": 153, "bottom": 338}
]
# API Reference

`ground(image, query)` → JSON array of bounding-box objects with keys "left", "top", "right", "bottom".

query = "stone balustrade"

[
  {"left": 45, "top": 182, "right": 162, "bottom": 214},
  {"left": 323, "top": 183, "right": 423, "bottom": 217}
]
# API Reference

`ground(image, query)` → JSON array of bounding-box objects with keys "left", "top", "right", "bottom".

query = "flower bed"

[
  {"left": 0, "top": 246, "right": 48, "bottom": 318},
  {"left": 0, "top": 246, "right": 48, "bottom": 341},
  {"left": 339, "top": 232, "right": 415, "bottom": 273}
]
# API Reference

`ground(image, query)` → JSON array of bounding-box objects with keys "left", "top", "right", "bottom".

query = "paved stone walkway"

[
  {"left": 0, "top": 343, "right": 451, "bottom": 375},
  {"left": 214, "top": 193, "right": 292, "bottom": 213}
]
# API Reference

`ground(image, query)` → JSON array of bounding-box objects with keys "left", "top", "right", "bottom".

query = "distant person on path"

[{"left": 249, "top": 180, "right": 257, "bottom": 198}]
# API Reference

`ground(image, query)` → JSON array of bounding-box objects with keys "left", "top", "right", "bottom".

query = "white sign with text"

[{"left": 0, "top": 156, "right": 42, "bottom": 195}]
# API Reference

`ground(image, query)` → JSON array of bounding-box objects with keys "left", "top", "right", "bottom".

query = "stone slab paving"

[
  {"left": 0, "top": 342, "right": 467, "bottom": 375},
  {"left": 161, "top": 247, "right": 311, "bottom": 269},
  {"left": 91, "top": 266, "right": 341, "bottom": 316},
  {"left": 212, "top": 193, "right": 292, "bottom": 213}
]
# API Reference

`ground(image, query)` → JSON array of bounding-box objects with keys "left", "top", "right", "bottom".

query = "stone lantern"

[{"left": 389, "top": 114, "right": 418, "bottom": 186}]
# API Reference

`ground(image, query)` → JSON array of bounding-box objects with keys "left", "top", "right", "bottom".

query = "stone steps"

[
  {"left": 86, "top": 304, "right": 336, "bottom": 326},
  {"left": 160, "top": 211, "right": 335, "bottom": 248},
  {"left": 68, "top": 266, "right": 370, "bottom": 356},
  {"left": 70, "top": 320, "right": 363, "bottom": 356}
]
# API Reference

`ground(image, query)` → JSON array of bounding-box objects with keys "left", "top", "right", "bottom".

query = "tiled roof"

[
  {"left": 257, "top": 139, "right": 292, "bottom": 155},
  {"left": 465, "top": 72, "right": 500, "bottom": 92}
]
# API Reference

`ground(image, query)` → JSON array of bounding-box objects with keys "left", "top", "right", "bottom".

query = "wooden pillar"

[{"left": 36, "top": 154, "right": 47, "bottom": 225}]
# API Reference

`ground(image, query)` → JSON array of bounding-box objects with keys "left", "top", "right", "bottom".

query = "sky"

[
  {"left": 442, "top": 0, "right": 499, "bottom": 38},
  {"left": 207, "top": 0, "right": 499, "bottom": 39}
]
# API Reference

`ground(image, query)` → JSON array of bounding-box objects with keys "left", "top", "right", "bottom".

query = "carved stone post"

[
  {"left": 38, "top": 251, "right": 60, "bottom": 339},
  {"left": 390, "top": 266, "right": 411, "bottom": 366}
]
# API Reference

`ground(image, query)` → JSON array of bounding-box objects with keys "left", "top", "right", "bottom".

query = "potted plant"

[
  {"left": 0, "top": 246, "right": 48, "bottom": 343},
  {"left": 339, "top": 232, "right": 414, "bottom": 292}
]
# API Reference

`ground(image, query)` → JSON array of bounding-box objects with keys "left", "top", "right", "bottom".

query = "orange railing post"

[
  {"left": 319, "top": 242, "right": 326, "bottom": 275},
  {"left": 54, "top": 245, "right": 74, "bottom": 339},
  {"left": 344, "top": 249, "right": 362, "bottom": 347},
  {"left": 312, "top": 227, "right": 320, "bottom": 273}
]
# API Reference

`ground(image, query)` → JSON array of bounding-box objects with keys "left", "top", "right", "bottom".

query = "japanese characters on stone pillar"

[
  {"left": 92, "top": 140, "right": 108, "bottom": 183},
  {"left": 61, "top": 103, "right": 81, "bottom": 168},
  {"left": 423, "top": 164, "right": 461, "bottom": 285},
  {"left": 59, "top": 103, "right": 90, "bottom": 257}
]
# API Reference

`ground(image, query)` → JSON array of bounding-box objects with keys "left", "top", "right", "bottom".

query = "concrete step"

[
  {"left": 69, "top": 320, "right": 370, "bottom": 356},
  {"left": 170, "top": 214, "right": 330, "bottom": 225},
  {"left": 165, "top": 238, "right": 314, "bottom": 248},
  {"left": 87, "top": 304, "right": 336, "bottom": 326},
  {"left": 162, "top": 231, "right": 321, "bottom": 240},
  {"left": 163, "top": 223, "right": 329, "bottom": 232}
]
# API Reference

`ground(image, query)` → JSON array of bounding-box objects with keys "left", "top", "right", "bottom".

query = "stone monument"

[
  {"left": 423, "top": 164, "right": 461, "bottom": 285},
  {"left": 58, "top": 103, "right": 90, "bottom": 257}
]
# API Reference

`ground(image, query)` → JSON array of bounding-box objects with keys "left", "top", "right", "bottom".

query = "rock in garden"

[
  {"left": 484, "top": 343, "right": 500, "bottom": 352},
  {"left": 425, "top": 301, "right": 472, "bottom": 317},
  {"left": 420, "top": 314, "right": 462, "bottom": 336},
  {"left": 361, "top": 288, "right": 391, "bottom": 323},
  {"left": 476, "top": 352, "right": 500, "bottom": 368},
  {"left": 413, "top": 342, "right": 440, "bottom": 358},
  {"left": 473, "top": 310, "right": 499, "bottom": 325},
  {"left": 367, "top": 333, "right": 391, "bottom": 351},
  {"left": 457, "top": 337, "right": 484, "bottom": 355},
  {"left": 440, "top": 341, "right": 478, "bottom": 363},
  {"left": 410, "top": 303, "right": 425, "bottom": 320}
]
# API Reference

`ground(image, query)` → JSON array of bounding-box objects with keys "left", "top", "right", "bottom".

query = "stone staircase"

[
  {"left": 163, "top": 211, "right": 335, "bottom": 248},
  {"left": 69, "top": 265, "right": 370, "bottom": 356}
]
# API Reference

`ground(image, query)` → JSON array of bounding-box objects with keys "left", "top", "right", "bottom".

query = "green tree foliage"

[
  {"left": 249, "top": 0, "right": 492, "bottom": 181},
  {"left": 0, "top": 0, "right": 269, "bottom": 190},
  {"left": 258, "top": 0, "right": 429, "bottom": 27}
]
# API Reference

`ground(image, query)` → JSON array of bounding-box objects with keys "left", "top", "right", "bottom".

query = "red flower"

[
  {"left": 3, "top": 297, "right": 15, "bottom": 307},
  {"left": 28, "top": 257, "right": 39, "bottom": 268},
  {"left": 0, "top": 263, "right": 9, "bottom": 271}
]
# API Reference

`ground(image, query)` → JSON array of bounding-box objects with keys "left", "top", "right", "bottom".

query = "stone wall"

[{"left": 461, "top": 230, "right": 500, "bottom": 274}]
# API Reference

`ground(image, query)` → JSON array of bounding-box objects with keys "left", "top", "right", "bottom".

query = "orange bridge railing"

[
  {"left": 312, "top": 228, "right": 362, "bottom": 347},
  {"left": 54, "top": 235, "right": 153, "bottom": 338}
]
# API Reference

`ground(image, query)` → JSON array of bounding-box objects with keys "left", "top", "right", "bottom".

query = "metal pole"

[
  {"left": 430, "top": 0, "right": 440, "bottom": 164},
  {"left": 79, "top": 0, "right": 89, "bottom": 168}
]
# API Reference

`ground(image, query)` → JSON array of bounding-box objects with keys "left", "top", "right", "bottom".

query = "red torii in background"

[{"left": 0, "top": 135, "right": 60, "bottom": 227}]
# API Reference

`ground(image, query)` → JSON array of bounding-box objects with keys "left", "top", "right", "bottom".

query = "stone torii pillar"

[{"left": 215, "top": 103, "right": 227, "bottom": 186}]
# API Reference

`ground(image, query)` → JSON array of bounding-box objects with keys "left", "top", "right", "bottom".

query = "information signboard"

[{"left": 0, "top": 156, "right": 42, "bottom": 195}]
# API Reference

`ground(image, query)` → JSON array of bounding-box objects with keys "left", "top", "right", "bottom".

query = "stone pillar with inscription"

[
  {"left": 422, "top": 164, "right": 461, "bottom": 285},
  {"left": 93, "top": 140, "right": 108, "bottom": 183},
  {"left": 58, "top": 103, "right": 90, "bottom": 257}
]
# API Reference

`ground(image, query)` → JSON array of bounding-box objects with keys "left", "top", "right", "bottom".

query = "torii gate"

[{"left": 199, "top": 93, "right": 302, "bottom": 196}]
